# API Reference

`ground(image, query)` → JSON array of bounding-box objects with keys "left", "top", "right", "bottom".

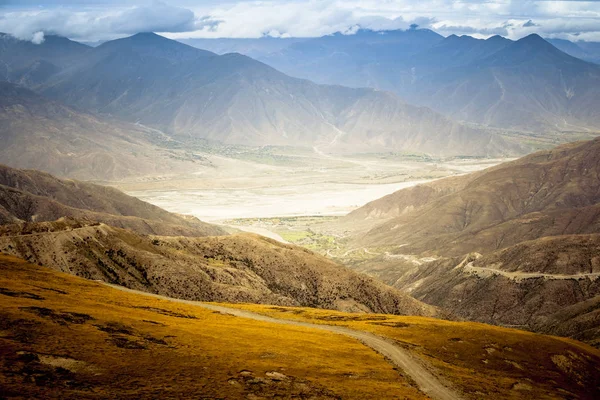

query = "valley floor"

[{"left": 116, "top": 147, "right": 506, "bottom": 222}]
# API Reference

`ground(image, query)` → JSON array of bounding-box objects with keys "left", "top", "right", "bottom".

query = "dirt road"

[
  {"left": 104, "top": 283, "right": 462, "bottom": 400},
  {"left": 463, "top": 263, "right": 600, "bottom": 282}
]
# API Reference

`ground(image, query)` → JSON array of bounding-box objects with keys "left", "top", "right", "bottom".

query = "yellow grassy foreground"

[
  {"left": 0, "top": 255, "right": 422, "bottom": 399},
  {"left": 1, "top": 254, "right": 600, "bottom": 399},
  {"left": 230, "top": 305, "right": 600, "bottom": 399}
]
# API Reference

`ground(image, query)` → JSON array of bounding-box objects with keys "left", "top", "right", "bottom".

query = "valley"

[
  {"left": 2, "top": 11, "right": 600, "bottom": 398},
  {"left": 118, "top": 146, "right": 507, "bottom": 223}
]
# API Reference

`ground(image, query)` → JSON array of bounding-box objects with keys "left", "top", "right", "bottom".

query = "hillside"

[
  {"left": 2, "top": 32, "right": 516, "bottom": 157},
  {"left": 547, "top": 38, "right": 600, "bottom": 65},
  {"left": 2, "top": 254, "right": 600, "bottom": 399},
  {"left": 339, "top": 137, "right": 600, "bottom": 345},
  {"left": 0, "top": 82, "right": 208, "bottom": 181},
  {"left": 0, "top": 164, "right": 225, "bottom": 237},
  {"left": 385, "top": 235, "right": 600, "bottom": 347},
  {"left": 0, "top": 33, "right": 89, "bottom": 86},
  {"left": 0, "top": 164, "right": 433, "bottom": 316},
  {"left": 0, "top": 221, "right": 434, "bottom": 316},
  {"left": 353, "top": 137, "right": 600, "bottom": 255},
  {"left": 0, "top": 254, "right": 422, "bottom": 400}
]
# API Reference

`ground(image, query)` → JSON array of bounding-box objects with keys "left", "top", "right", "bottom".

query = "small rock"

[{"left": 266, "top": 371, "right": 288, "bottom": 381}]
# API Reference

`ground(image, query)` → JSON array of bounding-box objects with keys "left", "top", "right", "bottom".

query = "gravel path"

[{"left": 104, "top": 283, "right": 462, "bottom": 400}]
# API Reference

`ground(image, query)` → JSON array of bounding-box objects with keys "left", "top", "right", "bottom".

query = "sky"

[{"left": 1, "top": 0, "right": 600, "bottom": 43}]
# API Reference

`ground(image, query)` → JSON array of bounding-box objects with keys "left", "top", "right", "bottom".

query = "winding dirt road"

[
  {"left": 103, "top": 283, "right": 462, "bottom": 400},
  {"left": 462, "top": 263, "right": 600, "bottom": 282}
]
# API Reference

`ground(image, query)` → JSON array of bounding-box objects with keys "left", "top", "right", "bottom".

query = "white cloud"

[
  {"left": 2, "top": 0, "right": 600, "bottom": 42},
  {"left": 31, "top": 31, "right": 45, "bottom": 44},
  {"left": 0, "top": 1, "right": 198, "bottom": 41}
]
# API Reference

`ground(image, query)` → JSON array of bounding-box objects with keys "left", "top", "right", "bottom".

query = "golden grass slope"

[
  {"left": 1, "top": 255, "right": 599, "bottom": 399},
  {"left": 232, "top": 304, "right": 600, "bottom": 400},
  {"left": 0, "top": 254, "right": 424, "bottom": 399}
]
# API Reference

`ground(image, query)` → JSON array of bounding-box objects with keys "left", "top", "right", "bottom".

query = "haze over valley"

[{"left": 2, "top": 1, "right": 600, "bottom": 399}]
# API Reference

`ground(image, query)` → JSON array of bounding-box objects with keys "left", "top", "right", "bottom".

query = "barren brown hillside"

[
  {"left": 0, "top": 164, "right": 225, "bottom": 237},
  {"left": 340, "top": 138, "right": 600, "bottom": 346},
  {"left": 0, "top": 221, "right": 435, "bottom": 316},
  {"left": 353, "top": 137, "right": 600, "bottom": 255},
  {"left": 0, "top": 82, "right": 204, "bottom": 181},
  {"left": 384, "top": 235, "right": 600, "bottom": 347}
]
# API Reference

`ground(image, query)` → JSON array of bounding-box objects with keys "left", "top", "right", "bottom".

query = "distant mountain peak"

[
  {"left": 487, "top": 35, "right": 510, "bottom": 43},
  {"left": 520, "top": 33, "right": 545, "bottom": 42},
  {"left": 444, "top": 34, "right": 476, "bottom": 43},
  {"left": 97, "top": 32, "right": 215, "bottom": 59},
  {"left": 120, "top": 32, "right": 174, "bottom": 44},
  {"left": 129, "top": 32, "right": 163, "bottom": 40},
  {"left": 503, "top": 33, "right": 587, "bottom": 62},
  {"left": 514, "top": 33, "right": 563, "bottom": 53}
]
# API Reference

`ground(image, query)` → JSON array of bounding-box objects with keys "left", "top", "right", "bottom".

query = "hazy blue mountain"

[
  {"left": 260, "top": 30, "right": 600, "bottom": 132},
  {"left": 412, "top": 34, "right": 600, "bottom": 131},
  {"left": 407, "top": 34, "right": 511, "bottom": 72},
  {"left": 31, "top": 32, "right": 515, "bottom": 157},
  {"left": 547, "top": 38, "right": 600, "bottom": 64},
  {"left": 179, "top": 36, "right": 307, "bottom": 59},
  {"left": 0, "top": 33, "right": 89, "bottom": 85},
  {"left": 578, "top": 41, "right": 600, "bottom": 63},
  {"left": 259, "top": 28, "right": 444, "bottom": 88}
]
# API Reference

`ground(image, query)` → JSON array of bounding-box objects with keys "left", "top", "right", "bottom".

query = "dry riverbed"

[{"left": 118, "top": 149, "right": 506, "bottom": 228}]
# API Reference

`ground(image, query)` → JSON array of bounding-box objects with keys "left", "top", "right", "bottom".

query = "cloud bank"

[
  {"left": 0, "top": 1, "right": 198, "bottom": 41},
  {"left": 1, "top": 0, "right": 600, "bottom": 43}
]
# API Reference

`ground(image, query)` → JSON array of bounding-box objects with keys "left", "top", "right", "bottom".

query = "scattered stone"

[
  {"left": 109, "top": 336, "right": 147, "bottom": 350},
  {"left": 95, "top": 322, "right": 134, "bottom": 335},
  {"left": 132, "top": 306, "right": 197, "bottom": 319},
  {"left": 0, "top": 287, "right": 44, "bottom": 300},
  {"left": 265, "top": 371, "right": 287, "bottom": 381},
  {"left": 20, "top": 307, "right": 94, "bottom": 325},
  {"left": 512, "top": 382, "right": 533, "bottom": 391}
]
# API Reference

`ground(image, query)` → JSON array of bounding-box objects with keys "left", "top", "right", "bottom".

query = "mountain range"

[
  {"left": 256, "top": 29, "right": 600, "bottom": 133},
  {"left": 182, "top": 32, "right": 600, "bottom": 72},
  {"left": 3, "top": 29, "right": 599, "bottom": 165},
  {"left": 0, "top": 31, "right": 520, "bottom": 158},
  {"left": 0, "top": 81, "right": 211, "bottom": 181},
  {"left": 548, "top": 38, "right": 600, "bottom": 65}
]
